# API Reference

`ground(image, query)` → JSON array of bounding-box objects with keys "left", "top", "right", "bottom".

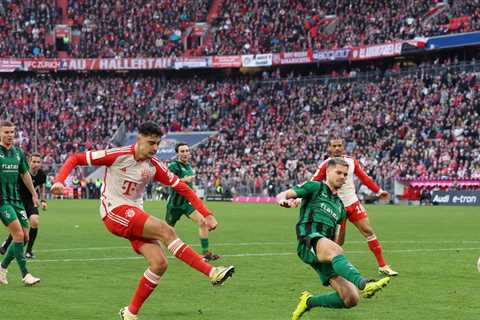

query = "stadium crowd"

[
  {"left": 0, "top": 1, "right": 59, "bottom": 58},
  {"left": 66, "top": 0, "right": 210, "bottom": 58},
  {"left": 212, "top": 0, "right": 480, "bottom": 54},
  {"left": 1, "top": 0, "right": 479, "bottom": 57},
  {"left": 2, "top": 60, "right": 479, "bottom": 195}
]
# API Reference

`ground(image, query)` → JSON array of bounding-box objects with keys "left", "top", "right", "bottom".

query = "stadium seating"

[
  {"left": 3, "top": 60, "right": 479, "bottom": 194},
  {"left": 0, "top": 1, "right": 478, "bottom": 57}
]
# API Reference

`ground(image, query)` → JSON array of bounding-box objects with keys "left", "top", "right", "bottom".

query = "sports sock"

[
  {"left": 331, "top": 255, "right": 367, "bottom": 290},
  {"left": 1, "top": 242, "right": 29, "bottom": 277},
  {"left": 168, "top": 239, "right": 213, "bottom": 276},
  {"left": 307, "top": 292, "right": 346, "bottom": 309},
  {"left": 1, "top": 242, "right": 15, "bottom": 269},
  {"left": 26, "top": 228, "right": 38, "bottom": 253},
  {"left": 200, "top": 238, "right": 209, "bottom": 254},
  {"left": 128, "top": 268, "right": 161, "bottom": 315},
  {"left": 367, "top": 235, "right": 386, "bottom": 267}
]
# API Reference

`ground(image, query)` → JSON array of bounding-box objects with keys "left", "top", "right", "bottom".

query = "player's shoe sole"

[
  {"left": 361, "top": 277, "right": 391, "bottom": 298},
  {"left": 291, "top": 291, "right": 312, "bottom": 320},
  {"left": 210, "top": 266, "right": 235, "bottom": 286}
]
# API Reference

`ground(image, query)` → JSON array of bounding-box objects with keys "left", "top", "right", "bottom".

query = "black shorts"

[{"left": 22, "top": 199, "right": 39, "bottom": 218}]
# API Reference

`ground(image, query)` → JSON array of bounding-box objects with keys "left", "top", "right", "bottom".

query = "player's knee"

[
  {"left": 161, "top": 224, "right": 178, "bottom": 244},
  {"left": 150, "top": 258, "right": 168, "bottom": 275},
  {"left": 343, "top": 291, "right": 359, "bottom": 308},
  {"left": 10, "top": 228, "right": 25, "bottom": 242},
  {"left": 197, "top": 217, "right": 207, "bottom": 228},
  {"left": 30, "top": 219, "right": 39, "bottom": 228}
]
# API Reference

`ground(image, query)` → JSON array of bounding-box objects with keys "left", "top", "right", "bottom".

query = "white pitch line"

[
  {"left": 28, "top": 247, "right": 480, "bottom": 264},
  {"left": 29, "top": 240, "right": 480, "bottom": 253}
]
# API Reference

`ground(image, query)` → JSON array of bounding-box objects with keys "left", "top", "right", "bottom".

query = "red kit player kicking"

[
  {"left": 310, "top": 138, "right": 398, "bottom": 277},
  {"left": 51, "top": 122, "right": 234, "bottom": 320}
]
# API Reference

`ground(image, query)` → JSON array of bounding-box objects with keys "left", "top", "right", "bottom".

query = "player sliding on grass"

[
  {"left": 51, "top": 122, "right": 234, "bottom": 320},
  {"left": 310, "top": 138, "right": 398, "bottom": 277},
  {"left": 277, "top": 158, "right": 390, "bottom": 320}
]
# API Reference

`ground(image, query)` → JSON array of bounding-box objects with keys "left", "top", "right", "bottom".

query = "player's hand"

[
  {"left": 290, "top": 198, "right": 302, "bottom": 208},
  {"left": 41, "top": 201, "right": 48, "bottom": 211},
  {"left": 32, "top": 193, "right": 39, "bottom": 208},
  {"left": 378, "top": 191, "right": 390, "bottom": 202},
  {"left": 205, "top": 215, "right": 218, "bottom": 231},
  {"left": 184, "top": 176, "right": 195, "bottom": 183},
  {"left": 278, "top": 199, "right": 291, "bottom": 208},
  {"left": 51, "top": 182, "right": 65, "bottom": 196}
]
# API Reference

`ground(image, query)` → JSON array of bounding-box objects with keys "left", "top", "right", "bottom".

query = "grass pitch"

[{"left": 0, "top": 200, "right": 478, "bottom": 320}]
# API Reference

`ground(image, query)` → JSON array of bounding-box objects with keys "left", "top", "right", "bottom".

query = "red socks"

[
  {"left": 168, "top": 238, "right": 213, "bottom": 276},
  {"left": 367, "top": 235, "right": 386, "bottom": 267},
  {"left": 128, "top": 269, "right": 161, "bottom": 315}
]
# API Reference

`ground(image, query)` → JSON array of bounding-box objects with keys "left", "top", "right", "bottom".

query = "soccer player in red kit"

[
  {"left": 310, "top": 138, "right": 398, "bottom": 277},
  {"left": 51, "top": 122, "right": 234, "bottom": 320}
]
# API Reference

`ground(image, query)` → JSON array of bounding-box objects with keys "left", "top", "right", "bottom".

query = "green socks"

[
  {"left": 200, "top": 238, "right": 209, "bottom": 254},
  {"left": 1, "top": 242, "right": 28, "bottom": 277},
  {"left": 331, "top": 255, "right": 367, "bottom": 289},
  {"left": 307, "top": 292, "right": 346, "bottom": 309}
]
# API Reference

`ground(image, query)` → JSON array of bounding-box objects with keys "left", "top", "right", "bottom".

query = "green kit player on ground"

[
  {"left": 0, "top": 120, "right": 40, "bottom": 286},
  {"left": 276, "top": 157, "right": 391, "bottom": 320},
  {"left": 165, "top": 142, "right": 220, "bottom": 261}
]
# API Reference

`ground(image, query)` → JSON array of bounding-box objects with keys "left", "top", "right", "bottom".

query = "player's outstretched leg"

[{"left": 143, "top": 216, "right": 234, "bottom": 286}]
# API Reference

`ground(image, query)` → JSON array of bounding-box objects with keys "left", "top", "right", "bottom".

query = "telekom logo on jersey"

[{"left": 122, "top": 180, "right": 138, "bottom": 196}]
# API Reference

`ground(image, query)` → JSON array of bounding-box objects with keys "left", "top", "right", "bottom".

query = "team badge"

[{"left": 125, "top": 209, "right": 135, "bottom": 218}]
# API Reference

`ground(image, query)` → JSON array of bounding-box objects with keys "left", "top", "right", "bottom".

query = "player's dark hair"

[
  {"left": 175, "top": 142, "right": 188, "bottom": 153},
  {"left": 29, "top": 152, "right": 42, "bottom": 160},
  {"left": 328, "top": 136, "right": 344, "bottom": 145},
  {"left": 327, "top": 157, "right": 349, "bottom": 168},
  {"left": 138, "top": 122, "right": 162, "bottom": 137},
  {"left": 0, "top": 120, "right": 14, "bottom": 127}
]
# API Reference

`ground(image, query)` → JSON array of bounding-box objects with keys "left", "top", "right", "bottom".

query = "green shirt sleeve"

[
  {"left": 17, "top": 148, "right": 29, "bottom": 174},
  {"left": 168, "top": 162, "right": 181, "bottom": 176},
  {"left": 292, "top": 181, "right": 321, "bottom": 198}
]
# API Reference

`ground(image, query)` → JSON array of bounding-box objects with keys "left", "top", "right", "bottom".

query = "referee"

[{"left": 0, "top": 153, "right": 47, "bottom": 258}]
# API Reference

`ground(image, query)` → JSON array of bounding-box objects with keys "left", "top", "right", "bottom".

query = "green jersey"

[
  {"left": 0, "top": 145, "right": 29, "bottom": 206},
  {"left": 293, "top": 181, "right": 346, "bottom": 241},
  {"left": 167, "top": 160, "right": 194, "bottom": 207}
]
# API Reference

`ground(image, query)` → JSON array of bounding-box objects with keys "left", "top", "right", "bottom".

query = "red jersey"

[{"left": 54, "top": 145, "right": 212, "bottom": 218}]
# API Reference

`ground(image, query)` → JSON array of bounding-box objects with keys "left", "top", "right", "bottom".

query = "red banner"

[
  {"left": 211, "top": 56, "right": 242, "bottom": 68},
  {"left": 350, "top": 42, "right": 404, "bottom": 60},
  {"left": 273, "top": 51, "right": 313, "bottom": 65},
  {"left": 20, "top": 58, "right": 174, "bottom": 71}
]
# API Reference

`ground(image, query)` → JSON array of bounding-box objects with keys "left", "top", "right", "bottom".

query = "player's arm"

[
  {"left": 277, "top": 181, "right": 318, "bottom": 208},
  {"left": 155, "top": 159, "right": 217, "bottom": 229},
  {"left": 334, "top": 218, "right": 347, "bottom": 246},
  {"left": 40, "top": 184, "right": 47, "bottom": 210},
  {"left": 51, "top": 150, "right": 117, "bottom": 195},
  {"left": 20, "top": 172, "right": 39, "bottom": 208},
  {"left": 18, "top": 150, "right": 39, "bottom": 207},
  {"left": 276, "top": 189, "right": 299, "bottom": 207},
  {"left": 353, "top": 159, "right": 389, "bottom": 201}
]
